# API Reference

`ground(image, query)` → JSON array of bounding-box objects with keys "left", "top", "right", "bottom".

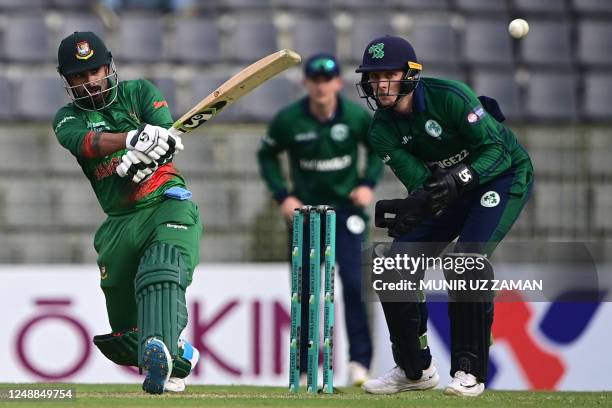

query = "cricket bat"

[{"left": 169, "top": 49, "right": 301, "bottom": 136}]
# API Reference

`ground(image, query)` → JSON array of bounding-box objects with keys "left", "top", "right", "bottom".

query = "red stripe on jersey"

[
  {"left": 153, "top": 101, "right": 168, "bottom": 109},
  {"left": 80, "top": 131, "right": 97, "bottom": 158},
  {"left": 131, "top": 163, "right": 180, "bottom": 202}
]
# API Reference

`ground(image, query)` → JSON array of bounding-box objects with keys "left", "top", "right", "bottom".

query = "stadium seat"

[
  {"left": 50, "top": 0, "right": 93, "bottom": 8},
  {"left": 115, "top": 14, "right": 164, "bottom": 63},
  {"left": 0, "top": 0, "right": 43, "bottom": 9},
  {"left": 333, "top": 0, "right": 378, "bottom": 9},
  {"left": 55, "top": 13, "right": 107, "bottom": 45},
  {"left": 455, "top": 0, "right": 507, "bottom": 13},
  {"left": 53, "top": 179, "right": 105, "bottom": 228},
  {"left": 273, "top": 0, "right": 330, "bottom": 10},
  {"left": 512, "top": 0, "right": 566, "bottom": 13},
  {"left": 407, "top": 20, "right": 458, "bottom": 66},
  {"left": 3, "top": 15, "right": 51, "bottom": 62},
  {"left": 424, "top": 68, "right": 467, "bottom": 82},
  {"left": 189, "top": 181, "right": 231, "bottom": 229},
  {"left": 462, "top": 19, "right": 513, "bottom": 66},
  {"left": 167, "top": 17, "right": 221, "bottom": 63},
  {"left": 233, "top": 181, "right": 269, "bottom": 226},
  {"left": 587, "top": 130, "right": 612, "bottom": 178},
  {"left": 348, "top": 18, "right": 394, "bottom": 62},
  {"left": 232, "top": 77, "right": 299, "bottom": 121},
  {"left": 524, "top": 72, "right": 578, "bottom": 122},
  {"left": 1, "top": 179, "right": 55, "bottom": 228},
  {"left": 0, "top": 76, "right": 12, "bottom": 120},
  {"left": 519, "top": 20, "right": 572, "bottom": 67},
  {"left": 577, "top": 20, "right": 612, "bottom": 67},
  {"left": 470, "top": 71, "right": 521, "bottom": 121},
  {"left": 582, "top": 73, "right": 612, "bottom": 121},
  {"left": 180, "top": 72, "right": 239, "bottom": 123},
  {"left": 0, "top": 128, "right": 47, "bottom": 173},
  {"left": 224, "top": 0, "right": 270, "bottom": 8},
  {"left": 534, "top": 181, "right": 588, "bottom": 233},
  {"left": 571, "top": 0, "right": 612, "bottom": 13},
  {"left": 224, "top": 17, "right": 278, "bottom": 63},
  {"left": 292, "top": 18, "right": 337, "bottom": 58},
  {"left": 16, "top": 76, "right": 70, "bottom": 121},
  {"left": 383, "top": 0, "right": 449, "bottom": 10},
  {"left": 592, "top": 183, "right": 612, "bottom": 232}
]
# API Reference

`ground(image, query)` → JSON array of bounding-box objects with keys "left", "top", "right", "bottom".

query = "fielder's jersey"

[
  {"left": 257, "top": 96, "right": 383, "bottom": 208},
  {"left": 369, "top": 77, "right": 533, "bottom": 193},
  {"left": 53, "top": 79, "right": 185, "bottom": 216}
]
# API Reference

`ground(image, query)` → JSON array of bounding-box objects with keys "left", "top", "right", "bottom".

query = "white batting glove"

[
  {"left": 126, "top": 124, "right": 184, "bottom": 162},
  {"left": 116, "top": 150, "right": 159, "bottom": 183}
]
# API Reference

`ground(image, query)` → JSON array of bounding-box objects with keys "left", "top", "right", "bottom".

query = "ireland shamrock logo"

[
  {"left": 481, "top": 191, "right": 501, "bottom": 208},
  {"left": 368, "top": 43, "right": 385, "bottom": 59}
]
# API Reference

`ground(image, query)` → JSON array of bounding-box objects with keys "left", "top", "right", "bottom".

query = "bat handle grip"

[{"left": 168, "top": 127, "right": 183, "bottom": 138}]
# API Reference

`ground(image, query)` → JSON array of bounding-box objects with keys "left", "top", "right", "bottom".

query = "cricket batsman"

[
  {"left": 53, "top": 32, "right": 202, "bottom": 394},
  {"left": 257, "top": 54, "right": 383, "bottom": 385},
  {"left": 355, "top": 36, "right": 533, "bottom": 396}
]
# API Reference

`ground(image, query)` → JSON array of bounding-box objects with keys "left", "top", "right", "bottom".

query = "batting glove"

[
  {"left": 126, "top": 124, "right": 184, "bottom": 162},
  {"left": 116, "top": 150, "right": 159, "bottom": 184}
]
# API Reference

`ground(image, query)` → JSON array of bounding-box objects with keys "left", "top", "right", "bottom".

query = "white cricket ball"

[{"left": 508, "top": 18, "right": 529, "bottom": 39}]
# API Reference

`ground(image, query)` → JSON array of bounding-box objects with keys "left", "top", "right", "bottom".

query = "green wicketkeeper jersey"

[
  {"left": 257, "top": 95, "right": 384, "bottom": 208},
  {"left": 369, "top": 77, "right": 533, "bottom": 193},
  {"left": 52, "top": 79, "right": 186, "bottom": 216}
]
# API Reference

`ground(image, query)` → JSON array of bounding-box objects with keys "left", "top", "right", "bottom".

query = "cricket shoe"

[
  {"left": 164, "top": 339, "right": 200, "bottom": 393},
  {"left": 348, "top": 361, "right": 369, "bottom": 386},
  {"left": 444, "top": 371, "right": 485, "bottom": 397},
  {"left": 142, "top": 338, "right": 173, "bottom": 394},
  {"left": 362, "top": 362, "right": 439, "bottom": 394}
]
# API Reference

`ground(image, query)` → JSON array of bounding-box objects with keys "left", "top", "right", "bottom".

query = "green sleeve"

[
  {"left": 52, "top": 108, "right": 89, "bottom": 157},
  {"left": 257, "top": 114, "right": 289, "bottom": 202},
  {"left": 368, "top": 116, "right": 429, "bottom": 193},
  {"left": 444, "top": 82, "right": 512, "bottom": 185},
  {"left": 138, "top": 79, "right": 174, "bottom": 129},
  {"left": 358, "top": 110, "right": 384, "bottom": 187}
]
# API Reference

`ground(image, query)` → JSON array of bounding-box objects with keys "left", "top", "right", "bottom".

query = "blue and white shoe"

[
  {"left": 164, "top": 339, "right": 200, "bottom": 393},
  {"left": 142, "top": 338, "right": 173, "bottom": 394}
]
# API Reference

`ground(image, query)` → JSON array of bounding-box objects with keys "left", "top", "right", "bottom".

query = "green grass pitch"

[{"left": 0, "top": 384, "right": 610, "bottom": 408}]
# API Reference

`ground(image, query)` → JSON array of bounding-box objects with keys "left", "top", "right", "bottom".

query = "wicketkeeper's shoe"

[
  {"left": 362, "top": 362, "right": 439, "bottom": 394},
  {"left": 443, "top": 371, "right": 485, "bottom": 397},
  {"left": 142, "top": 338, "right": 173, "bottom": 394},
  {"left": 165, "top": 339, "right": 200, "bottom": 393}
]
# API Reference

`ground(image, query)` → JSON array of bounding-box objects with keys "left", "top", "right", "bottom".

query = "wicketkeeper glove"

[
  {"left": 116, "top": 150, "right": 159, "bottom": 184},
  {"left": 375, "top": 190, "right": 432, "bottom": 238},
  {"left": 126, "top": 123, "right": 184, "bottom": 162},
  {"left": 424, "top": 163, "right": 478, "bottom": 215}
]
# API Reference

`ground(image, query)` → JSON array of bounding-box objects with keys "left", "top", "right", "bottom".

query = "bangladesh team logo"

[
  {"left": 481, "top": 191, "right": 501, "bottom": 207},
  {"left": 425, "top": 119, "right": 442, "bottom": 139},
  {"left": 368, "top": 43, "right": 385, "bottom": 59},
  {"left": 75, "top": 41, "right": 94, "bottom": 60}
]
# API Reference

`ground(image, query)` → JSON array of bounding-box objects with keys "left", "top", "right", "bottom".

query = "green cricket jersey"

[
  {"left": 369, "top": 77, "right": 533, "bottom": 193},
  {"left": 53, "top": 79, "right": 186, "bottom": 216},
  {"left": 257, "top": 95, "right": 384, "bottom": 208}
]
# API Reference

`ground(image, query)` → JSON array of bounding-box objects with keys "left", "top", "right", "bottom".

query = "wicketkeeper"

[
  {"left": 356, "top": 35, "right": 533, "bottom": 396},
  {"left": 53, "top": 31, "right": 202, "bottom": 394}
]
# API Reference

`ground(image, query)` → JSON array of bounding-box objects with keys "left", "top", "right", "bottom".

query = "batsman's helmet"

[
  {"left": 57, "top": 31, "right": 118, "bottom": 111},
  {"left": 355, "top": 35, "right": 422, "bottom": 110}
]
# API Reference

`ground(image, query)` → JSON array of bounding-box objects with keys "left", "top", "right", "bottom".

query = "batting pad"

[
  {"left": 93, "top": 329, "right": 139, "bottom": 366},
  {"left": 135, "top": 242, "right": 189, "bottom": 370}
]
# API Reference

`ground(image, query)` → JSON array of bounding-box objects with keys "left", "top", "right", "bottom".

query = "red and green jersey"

[
  {"left": 52, "top": 79, "right": 185, "bottom": 216},
  {"left": 369, "top": 77, "right": 533, "bottom": 193},
  {"left": 257, "top": 96, "right": 383, "bottom": 208}
]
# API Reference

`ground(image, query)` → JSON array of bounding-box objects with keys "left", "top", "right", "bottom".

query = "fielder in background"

[
  {"left": 356, "top": 35, "right": 533, "bottom": 396},
  {"left": 52, "top": 31, "right": 202, "bottom": 394},
  {"left": 257, "top": 54, "right": 384, "bottom": 385}
]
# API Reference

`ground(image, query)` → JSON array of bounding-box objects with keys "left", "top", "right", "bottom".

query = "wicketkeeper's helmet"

[{"left": 355, "top": 35, "right": 422, "bottom": 110}]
